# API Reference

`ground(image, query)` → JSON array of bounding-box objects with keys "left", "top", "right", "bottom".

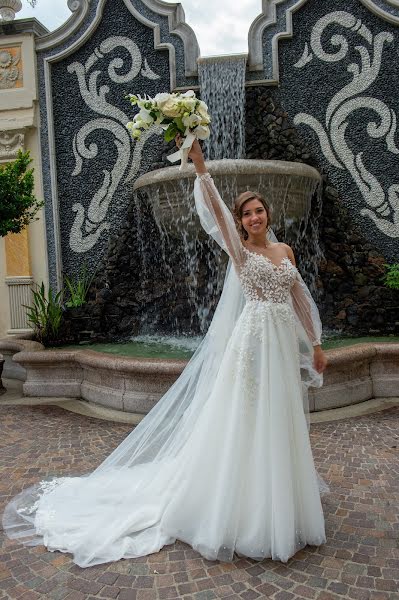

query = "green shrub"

[
  {"left": 24, "top": 283, "right": 63, "bottom": 344},
  {"left": 0, "top": 151, "right": 44, "bottom": 237},
  {"left": 63, "top": 264, "right": 94, "bottom": 308},
  {"left": 383, "top": 263, "right": 399, "bottom": 290}
]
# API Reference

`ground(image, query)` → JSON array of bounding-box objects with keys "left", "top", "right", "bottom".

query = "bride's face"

[{"left": 241, "top": 199, "right": 268, "bottom": 237}]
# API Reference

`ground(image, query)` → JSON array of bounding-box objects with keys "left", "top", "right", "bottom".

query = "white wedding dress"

[{"left": 3, "top": 173, "right": 328, "bottom": 568}]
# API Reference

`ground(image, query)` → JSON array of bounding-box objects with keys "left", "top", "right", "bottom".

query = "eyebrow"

[{"left": 242, "top": 206, "right": 264, "bottom": 213}]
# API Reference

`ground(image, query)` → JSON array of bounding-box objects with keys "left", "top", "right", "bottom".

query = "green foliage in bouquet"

[
  {"left": 24, "top": 283, "right": 63, "bottom": 344},
  {"left": 0, "top": 151, "right": 44, "bottom": 237},
  {"left": 382, "top": 263, "right": 399, "bottom": 290},
  {"left": 64, "top": 264, "right": 94, "bottom": 308}
]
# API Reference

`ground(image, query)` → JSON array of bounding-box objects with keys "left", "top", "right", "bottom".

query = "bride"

[{"left": 3, "top": 138, "right": 329, "bottom": 568}]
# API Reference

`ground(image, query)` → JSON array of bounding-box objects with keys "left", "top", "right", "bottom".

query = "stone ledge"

[{"left": 0, "top": 338, "right": 398, "bottom": 414}]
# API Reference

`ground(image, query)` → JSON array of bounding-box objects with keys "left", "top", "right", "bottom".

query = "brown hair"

[{"left": 233, "top": 191, "right": 271, "bottom": 240}]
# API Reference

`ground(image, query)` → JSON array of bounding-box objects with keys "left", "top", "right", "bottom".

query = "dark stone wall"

[
  {"left": 51, "top": 0, "right": 171, "bottom": 278},
  {"left": 38, "top": 0, "right": 198, "bottom": 288},
  {"left": 275, "top": 0, "right": 399, "bottom": 261},
  {"left": 60, "top": 84, "right": 398, "bottom": 344},
  {"left": 51, "top": 0, "right": 399, "bottom": 343},
  {"left": 245, "top": 86, "right": 398, "bottom": 335}
]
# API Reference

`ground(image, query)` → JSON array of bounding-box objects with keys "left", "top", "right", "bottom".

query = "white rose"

[
  {"left": 154, "top": 92, "right": 170, "bottom": 103},
  {"left": 181, "top": 89, "right": 195, "bottom": 97},
  {"left": 193, "top": 124, "right": 210, "bottom": 140},
  {"left": 182, "top": 97, "right": 196, "bottom": 112},
  {"left": 197, "top": 106, "right": 210, "bottom": 125},
  {"left": 182, "top": 113, "right": 201, "bottom": 128},
  {"left": 154, "top": 92, "right": 171, "bottom": 111},
  {"left": 160, "top": 97, "right": 182, "bottom": 118}
]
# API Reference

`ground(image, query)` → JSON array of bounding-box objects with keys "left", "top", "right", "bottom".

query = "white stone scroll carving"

[
  {"left": 294, "top": 11, "right": 399, "bottom": 239},
  {"left": 67, "top": 36, "right": 161, "bottom": 253}
]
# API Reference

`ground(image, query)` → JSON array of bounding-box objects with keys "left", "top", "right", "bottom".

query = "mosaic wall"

[
  {"left": 276, "top": 0, "right": 399, "bottom": 261},
  {"left": 37, "top": 0, "right": 198, "bottom": 286}
]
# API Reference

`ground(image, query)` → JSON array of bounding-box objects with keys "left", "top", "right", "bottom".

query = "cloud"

[
  {"left": 170, "top": 0, "right": 262, "bottom": 56},
  {"left": 15, "top": 0, "right": 262, "bottom": 56},
  {"left": 17, "top": 0, "right": 70, "bottom": 29}
]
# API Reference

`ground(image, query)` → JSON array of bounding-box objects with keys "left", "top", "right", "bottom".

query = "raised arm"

[{"left": 185, "top": 139, "right": 244, "bottom": 266}]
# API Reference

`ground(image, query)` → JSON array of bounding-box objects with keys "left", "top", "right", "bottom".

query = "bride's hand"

[
  {"left": 313, "top": 346, "right": 327, "bottom": 373},
  {"left": 175, "top": 135, "right": 206, "bottom": 173},
  {"left": 175, "top": 135, "right": 203, "bottom": 161}
]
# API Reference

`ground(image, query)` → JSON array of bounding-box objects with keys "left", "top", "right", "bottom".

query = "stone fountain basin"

[
  {"left": 1, "top": 337, "right": 398, "bottom": 416},
  {"left": 133, "top": 159, "right": 322, "bottom": 226}
]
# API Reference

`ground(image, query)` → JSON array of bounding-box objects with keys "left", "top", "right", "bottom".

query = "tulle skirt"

[{"left": 3, "top": 300, "right": 326, "bottom": 567}]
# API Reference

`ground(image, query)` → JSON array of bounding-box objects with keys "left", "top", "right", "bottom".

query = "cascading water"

[{"left": 198, "top": 55, "right": 247, "bottom": 160}]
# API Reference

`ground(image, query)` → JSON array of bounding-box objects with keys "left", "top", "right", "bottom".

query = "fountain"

[
  {"left": 1, "top": 55, "right": 398, "bottom": 417},
  {"left": 133, "top": 159, "right": 321, "bottom": 333},
  {"left": 130, "top": 56, "right": 322, "bottom": 335}
]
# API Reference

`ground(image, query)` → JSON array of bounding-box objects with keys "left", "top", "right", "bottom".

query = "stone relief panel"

[
  {"left": 276, "top": 0, "right": 399, "bottom": 260},
  {"left": 66, "top": 34, "right": 162, "bottom": 254},
  {"left": 37, "top": 0, "right": 199, "bottom": 286},
  {"left": 0, "top": 129, "right": 24, "bottom": 162},
  {"left": 0, "top": 46, "right": 22, "bottom": 89},
  {"left": 48, "top": 0, "right": 177, "bottom": 278}
]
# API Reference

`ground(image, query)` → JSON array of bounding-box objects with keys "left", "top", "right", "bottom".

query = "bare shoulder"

[{"left": 279, "top": 242, "right": 296, "bottom": 265}]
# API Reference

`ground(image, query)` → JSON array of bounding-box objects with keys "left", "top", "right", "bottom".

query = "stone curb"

[
  {"left": 2, "top": 378, "right": 398, "bottom": 425},
  {"left": 0, "top": 337, "right": 398, "bottom": 415}
]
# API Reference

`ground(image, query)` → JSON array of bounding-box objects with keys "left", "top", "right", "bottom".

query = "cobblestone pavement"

[{"left": 0, "top": 403, "right": 398, "bottom": 600}]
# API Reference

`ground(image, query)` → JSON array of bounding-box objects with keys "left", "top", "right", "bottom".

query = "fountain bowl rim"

[{"left": 133, "top": 159, "right": 322, "bottom": 190}]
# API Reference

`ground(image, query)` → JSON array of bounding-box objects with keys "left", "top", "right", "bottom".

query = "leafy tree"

[{"left": 0, "top": 150, "right": 44, "bottom": 237}]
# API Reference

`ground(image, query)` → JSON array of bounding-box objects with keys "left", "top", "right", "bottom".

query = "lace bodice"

[
  {"left": 239, "top": 248, "right": 297, "bottom": 304},
  {"left": 194, "top": 173, "right": 322, "bottom": 346}
]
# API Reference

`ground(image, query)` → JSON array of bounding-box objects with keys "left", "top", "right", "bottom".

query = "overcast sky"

[{"left": 17, "top": 0, "right": 263, "bottom": 56}]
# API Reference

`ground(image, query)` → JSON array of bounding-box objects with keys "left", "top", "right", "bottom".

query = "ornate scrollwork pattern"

[
  {"left": 0, "top": 129, "right": 24, "bottom": 161},
  {"left": 0, "top": 48, "right": 22, "bottom": 89},
  {"left": 67, "top": 35, "right": 161, "bottom": 253},
  {"left": 293, "top": 10, "right": 399, "bottom": 239}
]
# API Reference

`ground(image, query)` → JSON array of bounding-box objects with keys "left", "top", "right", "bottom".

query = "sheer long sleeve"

[
  {"left": 193, "top": 173, "right": 244, "bottom": 267},
  {"left": 290, "top": 272, "right": 322, "bottom": 347}
]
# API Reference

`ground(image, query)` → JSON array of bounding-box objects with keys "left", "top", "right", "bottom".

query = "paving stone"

[
  {"left": 118, "top": 591, "right": 138, "bottom": 600},
  {"left": 158, "top": 585, "right": 179, "bottom": 598},
  {"left": 327, "top": 582, "right": 349, "bottom": 595},
  {"left": 375, "top": 579, "right": 398, "bottom": 592},
  {"left": 98, "top": 585, "right": 120, "bottom": 598},
  {"left": 98, "top": 572, "right": 119, "bottom": 585},
  {"left": 292, "top": 584, "right": 318, "bottom": 598},
  {"left": 274, "top": 592, "right": 295, "bottom": 600},
  {"left": 240, "top": 591, "right": 261, "bottom": 599},
  {"left": 307, "top": 577, "right": 328, "bottom": 589},
  {"left": 178, "top": 582, "right": 198, "bottom": 595},
  {"left": 1, "top": 404, "right": 398, "bottom": 599}
]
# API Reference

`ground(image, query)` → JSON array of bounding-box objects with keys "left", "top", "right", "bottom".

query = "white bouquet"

[{"left": 126, "top": 90, "right": 211, "bottom": 169}]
